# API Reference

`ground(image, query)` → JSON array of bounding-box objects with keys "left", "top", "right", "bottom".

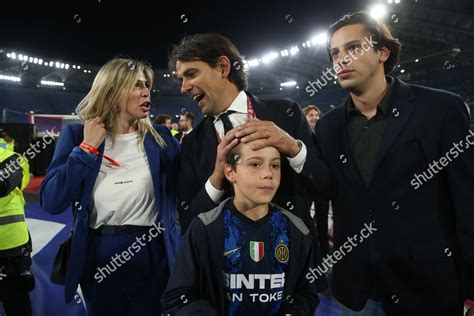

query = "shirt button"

[
  {"left": 363, "top": 125, "right": 368, "bottom": 130},
  {"left": 368, "top": 209, "right": 373, "bottom": 214}
]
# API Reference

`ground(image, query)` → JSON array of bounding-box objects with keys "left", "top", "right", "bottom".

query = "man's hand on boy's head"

[
  {"left": 210, "top": 129, "right": 240, "bottom": 190},
  {"left": 236, "top": 119, "right": 301, "bottom": 157}
]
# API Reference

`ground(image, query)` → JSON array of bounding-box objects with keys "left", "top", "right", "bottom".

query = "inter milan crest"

[
  {"left": 250, "top": 241, "right": 264, "bottom": 262},
  {"left": 275, "top": 242, "right": 289, "bottom": 263}
]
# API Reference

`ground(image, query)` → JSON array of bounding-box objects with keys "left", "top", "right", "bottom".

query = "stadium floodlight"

[
  {"left": 280, "top": 81, "right": 297, "bottom": 87},
  {"left": 77, "top": 65, "right": 81, "bottom": 69},
  {"left": 370, "top": 4, "right": 387, "bottom": 19},
  {"left": 311, "top": 32, "right": 327, "bottom": 46},
  {"left": 65, "top": 64, "right": 69, "bottom": 69},
  {"left": 280, "top": 49, "right": 289, "bottom": 57},
  {"left": 40, "top": 80, "right": 64, "bottom": 87},
  {"left": 400, "top": 69, "right": 405, "bottom": 73},
  {"left": 29, "top": 57, "right": 33, "bottom": 63},
  {"left": 290, "top": 46, "right": 299, "bottom": 55},
  {"left": 7, "top": 53, "right": 11, "bottom": 58},
  {"left": 247, "top": 59, "right": 259, "bottom": 67},
  {"left": 38, "top": 59, "right": 43, "bottom": 65},
  {"left": 415, "top": 59, "right": 419, "bottom": 63},
  {"left": 33, "top": 58, "right": 38, "bottom": 64},
  {"left": 394, "top": 0, "right": 400, "bottom": 3},
  {"left": 261, "top": 52, "right": 278, "bottom": 64},
  {"left": 55, "top": 62, "right": 60, "bottom": 68},
  {"left": 0, "top": 75, "right": 21, "bottom": 82},
  {"left": 11, "top": 52, "right": 17, "bottom": 60}
]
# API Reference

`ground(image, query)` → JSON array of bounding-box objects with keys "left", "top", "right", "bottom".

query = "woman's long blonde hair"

[{"left": 76, "top": 58, "right": 166, "bottom": 148}]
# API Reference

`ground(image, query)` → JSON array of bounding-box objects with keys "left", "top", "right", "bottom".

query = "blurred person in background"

[
  {"left": 0, "top": 128, "right": 15, "bottom": 152},
  {"left": 154, "top": 114, "right": 172, "bottom": 130},
  {"left": 303, "top": 105, "right": 321, "bottom": 130},
  {"left": 175, "top": 111, "right": 195, "bottom": 143}
]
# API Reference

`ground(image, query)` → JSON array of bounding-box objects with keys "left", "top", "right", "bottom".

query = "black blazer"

[{"left": 312, "top": 78, "right": 474, "bottom": 314}]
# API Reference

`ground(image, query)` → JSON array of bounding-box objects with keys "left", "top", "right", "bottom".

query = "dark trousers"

[
  {"left": 81, "top": 226, "right": 169, "bottom": 316},
  {"left": 0, "top": 254, "right": 34, "bottom": 316}
]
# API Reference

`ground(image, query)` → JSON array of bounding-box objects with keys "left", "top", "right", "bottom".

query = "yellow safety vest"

[
  {"left": 0, "top": 148, "right": 30, "bottom": 251},
  {"left": 0, "top": 138, "right": 15, "bottom": 152}
]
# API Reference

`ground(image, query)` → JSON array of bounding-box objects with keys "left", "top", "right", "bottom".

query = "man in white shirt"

[{"left": 169, "top": 35, "right": 328, "bottom": 288}]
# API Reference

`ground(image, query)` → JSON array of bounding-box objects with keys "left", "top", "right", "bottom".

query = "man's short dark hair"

[
  {"left": 168, "top": 33, "right": 248, "bottom": 91},
  {"left": 154, "top": 114, "right": 171, "bottom": 125},
  {"left": 327, "top": 11, "right": 401, "bottom": 74},
  {"left": 182, "top": 112, "right": 195, "bottom": 126}
]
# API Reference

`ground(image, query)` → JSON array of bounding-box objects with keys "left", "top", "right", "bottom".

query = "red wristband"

[
  {"left": 79, "top": 142, "right": 99, "bottom": 155},
  {"left": 79, "top": 142, "right": 120, "bottom": 167}
]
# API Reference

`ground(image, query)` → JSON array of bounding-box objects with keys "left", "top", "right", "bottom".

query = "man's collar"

[
  {"left": 213, "top": 90, "right": 247, "bottom": 122},
  {"left": 348, "top": 76, "right": 394, "bottom": 116}
]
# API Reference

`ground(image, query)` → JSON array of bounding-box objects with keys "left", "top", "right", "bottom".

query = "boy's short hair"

[{"left": 226, "top": 141, "right": 243, "bottom": 171}]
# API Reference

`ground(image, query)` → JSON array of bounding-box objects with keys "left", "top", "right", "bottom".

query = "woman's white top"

[{"left": 89, "top": 131, "right": 157, "bottom": 228}]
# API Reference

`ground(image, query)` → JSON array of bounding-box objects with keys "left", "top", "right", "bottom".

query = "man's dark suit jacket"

[
  {"left": 312, "top": 77, "right": 474, "bottom": 315},
  {"left": 176, "top": 91, "right": 328, "bottom": 290}
]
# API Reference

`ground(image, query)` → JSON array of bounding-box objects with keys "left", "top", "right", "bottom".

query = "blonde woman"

[{"left": 40, "top": 58, "right": 181, "bottom": 315}]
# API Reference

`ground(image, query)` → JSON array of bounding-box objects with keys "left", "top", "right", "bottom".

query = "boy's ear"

[{"left": 224, "top": 163, "right": 236, "bottom": 183}]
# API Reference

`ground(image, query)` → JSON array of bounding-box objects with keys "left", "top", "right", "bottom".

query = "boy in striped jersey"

[{"left": 162, "top": 141, "right": 319, "bottom": 315}]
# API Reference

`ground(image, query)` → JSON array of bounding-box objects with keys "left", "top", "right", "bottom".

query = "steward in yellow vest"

[{"left": 0, "top": 148, "right": 35, "bottom": 316}]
